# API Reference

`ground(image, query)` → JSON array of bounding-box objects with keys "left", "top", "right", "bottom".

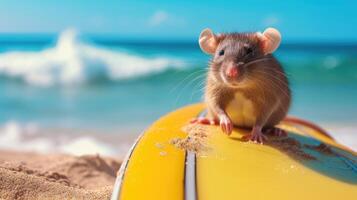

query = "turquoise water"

[{"left": 0, "top": 30, "right": 356, "bottom": 134}]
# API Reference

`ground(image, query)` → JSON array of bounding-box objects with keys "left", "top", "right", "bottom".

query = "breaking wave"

[
  {"left": 0, "top": 29, "right": 185, "bottom": 86},
  {"left": 0, "top": 121, "right": 131, "bottom": 156}
]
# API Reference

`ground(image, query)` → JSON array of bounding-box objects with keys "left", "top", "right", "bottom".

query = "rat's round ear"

[
  {"left": 199, "top": 28, "right": 218, "bottom": 55},
  {"left": 257, "top": 27, "right": 281, "bottom": 54}
]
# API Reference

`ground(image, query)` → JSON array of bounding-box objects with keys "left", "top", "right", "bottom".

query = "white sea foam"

[
  {"left": 0, "top": 121, "right": 125, "bottom": 156},
  {"left": 0, "top": 29, "right": 185, "bottom": 86},
  {"left": 0, "top": 121, "right": 355, "bottom": 156}
]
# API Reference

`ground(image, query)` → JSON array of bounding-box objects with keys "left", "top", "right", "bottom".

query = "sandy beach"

[{"left": 0, "top": 150, "right": 121, "bottom": 200}]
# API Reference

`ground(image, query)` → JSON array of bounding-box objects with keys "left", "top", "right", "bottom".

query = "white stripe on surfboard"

[
  {"left": 183, "top": 110, "right": 205, "bottom": 200},
  {"left": 185, "top": 151, "right": 197, "bottom": 200},
  {"left": 111, "top": 133, "right": 143, "bottom": 200}
]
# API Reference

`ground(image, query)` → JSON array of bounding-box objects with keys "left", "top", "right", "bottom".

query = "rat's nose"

[
  {"left": 226, "top": 62, "right": 243, "bottom": 78},
  {"left": 226, "top": 67, "right": 238, "bottom": 78}
]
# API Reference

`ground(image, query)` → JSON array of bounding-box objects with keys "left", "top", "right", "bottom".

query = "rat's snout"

[
  {"left": 225, "top": 62, "right": 244, "bottom": 78},
  {"left": 226, "top": 67, "right": 238, "bottom": 78}
]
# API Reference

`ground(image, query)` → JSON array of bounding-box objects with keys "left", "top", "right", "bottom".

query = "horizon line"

[{"left": 0, "top": 33, "right": 357, "bottom": 45}]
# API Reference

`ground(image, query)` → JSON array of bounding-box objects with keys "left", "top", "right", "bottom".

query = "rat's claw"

[
  {"left": 252, "top": 133, "right": 267, "bottom": 144},
  {"left": 242, "top": 128, "right": 267, "bottom": 144},
  {"left": 219, "top": 115, "right": 233, "bottom": 135}
]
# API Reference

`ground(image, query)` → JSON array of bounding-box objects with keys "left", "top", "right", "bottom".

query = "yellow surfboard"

[{"left": 111, "top": 104, "right": 357, "bottom": 200}]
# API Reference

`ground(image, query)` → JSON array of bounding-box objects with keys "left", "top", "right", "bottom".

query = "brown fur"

[{"left": 205, "top": 32, "right": 291, "bottom": 129}]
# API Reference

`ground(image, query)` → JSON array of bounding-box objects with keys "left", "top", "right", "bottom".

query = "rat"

[
  {"left": 192, "top": 27, "right": 333, "bottom": 144},
  {"left": 192, "top": 27, "right": 290, "bottom": 143}
]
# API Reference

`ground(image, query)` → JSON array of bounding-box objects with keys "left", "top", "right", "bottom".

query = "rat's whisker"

[
  {"left": 174, "top": 72, "right": 207, "bottom": 106},
  {"left": 190, "top": 78, "right": 206, "bottom": 102},
  {"left": 244, "top": 57, "right": 275, "bottom": 67},
  {"left": 253, "top": 65, "right": 291, "bottom": 78},
  {"left": 169, "top": 69, "right": 205, "bottom": 94}
]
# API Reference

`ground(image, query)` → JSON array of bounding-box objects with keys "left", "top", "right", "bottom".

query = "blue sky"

[{"left": 0, "top": 0, "right": 356, "bottom": 41}]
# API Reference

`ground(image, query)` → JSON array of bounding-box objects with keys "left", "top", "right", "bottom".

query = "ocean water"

[{"left": 0, "top": 30, "right": 356, "bottom": 155}]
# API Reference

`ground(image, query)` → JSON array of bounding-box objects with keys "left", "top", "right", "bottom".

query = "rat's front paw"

[
  {"left": 219, "top": 115, "right": 233, "bottom": 135},
  {"left": 190, "top": 117, "right": 218, "bottom": 125}
]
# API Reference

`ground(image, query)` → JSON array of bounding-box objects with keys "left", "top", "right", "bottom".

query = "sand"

[
  {"left": 171, "top": 124, "right": 210, "bottom": 154},
  {"left": 0, "top": 150, "right": 121, "bottom": 200}
]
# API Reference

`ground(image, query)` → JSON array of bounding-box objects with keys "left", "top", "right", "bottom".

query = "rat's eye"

[
  {"left": 218, "top": 49, "right": 225, "bottom": 56},
  {"left": 246, "top": 47, "right": 253, "bottom": 55}
]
